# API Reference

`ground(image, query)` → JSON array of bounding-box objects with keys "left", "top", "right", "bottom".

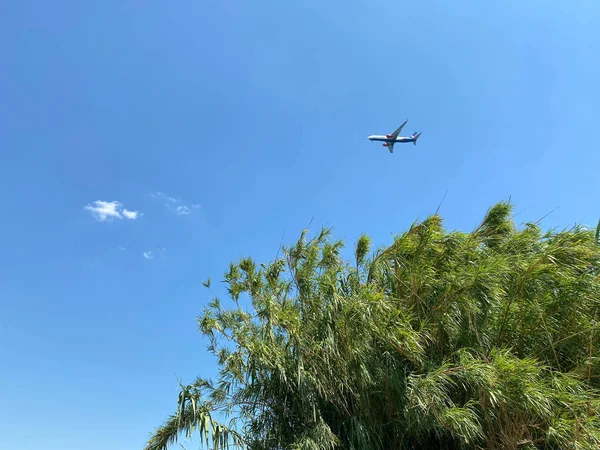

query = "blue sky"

[{"left": 1, "top": 1, "right": 599, "bottom": 448}]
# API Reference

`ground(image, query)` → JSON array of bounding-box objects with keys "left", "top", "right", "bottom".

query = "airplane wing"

[
  {"left": 387, "top": 142, "right": 394, "bottom": 153},
  {"left": 390, "top": 120, "right": 408, "bottom": 139}
]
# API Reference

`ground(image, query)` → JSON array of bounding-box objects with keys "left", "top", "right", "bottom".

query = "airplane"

[{"left": 367, "top": 120, "right": 422, "bottom": 153}]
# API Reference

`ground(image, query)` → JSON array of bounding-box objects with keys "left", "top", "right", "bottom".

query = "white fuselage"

[{"left": 367, "top": 135, "right": 415, "bottom": 144}]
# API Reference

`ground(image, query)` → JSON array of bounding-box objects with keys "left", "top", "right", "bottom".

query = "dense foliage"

[{"left": 145, "top": 202, "right": 600, "bottom": 449}]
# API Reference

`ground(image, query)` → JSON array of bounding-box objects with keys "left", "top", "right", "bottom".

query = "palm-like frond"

[{"left": 144, "top": 385, "right": 246, "bottom": 450}]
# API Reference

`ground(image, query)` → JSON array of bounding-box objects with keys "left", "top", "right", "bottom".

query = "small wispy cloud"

[
  {"left": 118, "top": 246, "right": 127, "bottom": 251},
  {"left": 151, "top": 192, "right": 200, "bottom": 216},
  {"left": 151, "top": 192, "right": 176, "bottom": 204},
  {"left": 175, "top": 205, "right": 191, "bottom": 215},
  {"left": 142, "top": 248, "right": 166, "bottom": 260},
  {"left": 85, "top": 200, "right": 141, "bottom": 222}
]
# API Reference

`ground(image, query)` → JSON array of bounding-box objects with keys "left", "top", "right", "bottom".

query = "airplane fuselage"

[{"left": 368, "top": 135, "right": 417, "bottom": 144}]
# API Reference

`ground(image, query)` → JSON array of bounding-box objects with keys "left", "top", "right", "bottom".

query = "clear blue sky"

[{"left": 1, "top": 1, "right": 599, "bottom": 449}]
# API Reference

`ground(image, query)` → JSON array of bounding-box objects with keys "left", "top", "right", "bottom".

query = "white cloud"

[
  {"left": 151, "top": 192, "right": 177, "bottom": 204},
  {"left": 151, "top": 192, "right": 199, "bottom": 216},
  {"left": 122, "top": 209, "right": 139, "bottom": 220},
  {"left": 143, "top": 251, "right": 154, "bottom": 260},
  {"left": 118, "top": 246, "right": 127, "bottom": 251},
  {"left": 175, "top": 205, "right": 191, "bottom": 215},
  {"left": 85, "top": 200, "right": 141, "bottom": 222},
  {"left": 85, "top": 200, "right": 121, "bottom": 221}
]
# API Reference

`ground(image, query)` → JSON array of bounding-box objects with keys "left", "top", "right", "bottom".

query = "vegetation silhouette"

[{"left": 146, "top": 202, "right": 600, "bottom": 449}]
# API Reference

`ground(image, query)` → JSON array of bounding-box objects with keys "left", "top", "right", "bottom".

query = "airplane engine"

[
  {"left": 383, "top": 143, "right": 388, "bottom": 147},
  {"left": 386, "top": 134, "right": 393, "bottom": 138}
]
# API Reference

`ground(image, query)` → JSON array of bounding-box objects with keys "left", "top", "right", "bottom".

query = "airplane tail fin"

[{"left": 412, "top": 132, "right": 422, "bottom": 146}]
